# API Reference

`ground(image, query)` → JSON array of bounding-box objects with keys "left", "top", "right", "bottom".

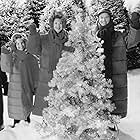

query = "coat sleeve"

[
  {"left": 26, "top": 32, "right": 42, "bottom": 56},
  {"left": 62, "top": 46, "right": 75, "bottom": 52},
  {"left": 1, "top": 46, "right": 11, "bottom": 54},
  {"left": 1, "top": 46, "right": 13, "bottom": 73}
]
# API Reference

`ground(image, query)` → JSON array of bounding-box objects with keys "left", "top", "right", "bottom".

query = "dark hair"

[
  {"left": 94, "top": 8, "right": 114, "bottom": 32},
  {"left": 98, "top": 8, "right": 112, "bottom": 17},
  {"left": 11, "top": 33, "right": 27, "bottom": 50},
  {"left": 28, "top": 23, "right": 37, "bottom": 30},
  {"left": 49, "top": 11, "right": 66, "bottom": 29}
]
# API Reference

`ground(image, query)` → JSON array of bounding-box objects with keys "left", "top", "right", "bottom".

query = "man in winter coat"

[
  {"left": 0, "top": 73, "right": 4, "bottom": 131},
  {"left": 126, "top": 10, "right": 140, "bottom": 49},
  {"left": 0, "top": 33, "right": 9, "bottom": 96},
  {"left": 0, "top": 33, "right": 9, "bottom": 130},
  {"left": 126, "top": 9, "right": 140, "bottom": 69}
]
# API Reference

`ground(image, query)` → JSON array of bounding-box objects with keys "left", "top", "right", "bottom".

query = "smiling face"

[
  {"left": 98, "top": 12, "right": 110, "bottom": 27},
  {"left": 15, "top": 38, "right": 25, "bottom": 51},
  {"left": 53, "top": 18, "right": 63, "bottom": 33}
]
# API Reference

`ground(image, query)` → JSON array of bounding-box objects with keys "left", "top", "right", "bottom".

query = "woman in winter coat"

[
  {"left": 33, "top": 11, "right": 74, "bottom": 116},
  {"left": 94, "top": 8, "right": 128, "bottom": 119},
  {"left": 1, "top": 33, "right": 39, "bottom": 127}
]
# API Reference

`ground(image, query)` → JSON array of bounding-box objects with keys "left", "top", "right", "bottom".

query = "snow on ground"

[
  {"left": 121, "top": 4, "right": 140, "bottom": 136},
  {"left": 118, "top": 69, "right": 140, "bottom": 140},
  {"left": 2, "top": 69, "right": 140, "bottom": 140}
]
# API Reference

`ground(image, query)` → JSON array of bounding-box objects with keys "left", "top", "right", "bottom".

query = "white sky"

[{"left": 124, "top": 0, "right": 140, "bottom": 11}]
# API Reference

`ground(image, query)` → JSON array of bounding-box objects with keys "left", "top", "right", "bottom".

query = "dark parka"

[
  {"left": 111, "top": 32, "right": 127, "bottom": 118},
  {"left": 95, "top": 9, "right": 127, "bottom": 118}
]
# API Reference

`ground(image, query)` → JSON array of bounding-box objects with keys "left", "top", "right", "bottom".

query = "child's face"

[
  {"left": 98, "top": 13, "right": 110, "bottom": 27},
  {"left": 53, "top": 18, "right": 63, "bottom": 33},
  {"left": 15, "top": 38, "right": 25, "bottom": 51}
]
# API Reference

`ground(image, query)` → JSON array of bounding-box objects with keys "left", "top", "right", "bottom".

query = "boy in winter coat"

[{"left": 1, "top": 33, "right": 39, "bottom": 127}]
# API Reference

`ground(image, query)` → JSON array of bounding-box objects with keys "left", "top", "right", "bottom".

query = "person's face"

[
  {"left": 15, "top": 38, "right": 24, "bottom": 51},
  {"left": 53, "top": 18, "right": 63, "bottom": 33},
  {"left": 98, "top": 13, "right": 110, "bottom": 27}
]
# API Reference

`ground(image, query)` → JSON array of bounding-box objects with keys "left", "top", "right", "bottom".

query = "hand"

[
  {"left": 123, "top": 8, "right": 128, "bottom": 15},
  {"left": 1, "top": 46, "right": 10, "bottom": 54},
  {"left": 9, "top": 42, "right": 17, "bottom": 52}
]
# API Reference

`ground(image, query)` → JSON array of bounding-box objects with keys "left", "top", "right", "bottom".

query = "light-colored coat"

[{"left": 1, "top": 49, "right": 39, "bottom": 120}]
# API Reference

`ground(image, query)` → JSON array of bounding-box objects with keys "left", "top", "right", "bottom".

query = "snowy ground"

[
  {"left": 118, "top": 69, "right": 140, "bottom": 140},
  {"left": 2, "top": 69, "right": 140, "bottom": 140}
]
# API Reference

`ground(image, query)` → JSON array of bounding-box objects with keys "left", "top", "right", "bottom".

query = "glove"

[
  {"left": 123, "top": 8, "right": 128, "bottom": 15},
  {"left": 97, "top": 28, "right": 107, "bottom": 39}
]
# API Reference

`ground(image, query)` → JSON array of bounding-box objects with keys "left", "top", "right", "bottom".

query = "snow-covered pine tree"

[
  {"left": 0, "top": 0, "right": 27, "bottom": 38},
  {"left": 88, "top": 0, "right": 129, "bottom": 31},
  {"left": 24, "top": 0, "right": 46, "bottom": 28},
  {"left": 41, "top": 1, "right": 120, "bottom": 140}
]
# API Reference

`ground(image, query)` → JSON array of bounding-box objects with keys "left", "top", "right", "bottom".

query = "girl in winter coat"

[
  {"left": 94, "top": 8, "right": 128, "bottom": 120},
  {"left": 33, "top": 11, "right": 74, "bottom": 116},
  {"left": 1, "top": 33, "right": 39, "bottom": 127}
]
